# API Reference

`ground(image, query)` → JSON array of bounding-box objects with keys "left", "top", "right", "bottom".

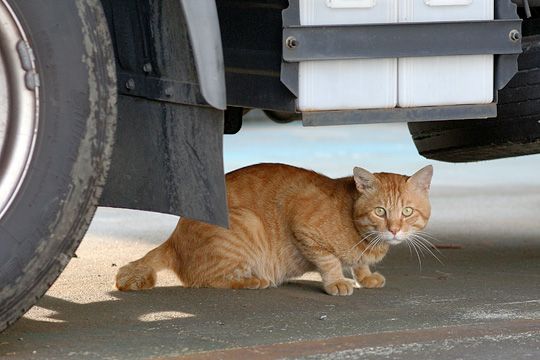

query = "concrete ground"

[{"left": 1, "top": 116, "right": 539, "bottom": 359}]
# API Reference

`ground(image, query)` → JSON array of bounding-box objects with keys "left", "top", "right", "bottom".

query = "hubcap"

[{"left": 0, "top": 0, "right": 39, "bottom": 220}]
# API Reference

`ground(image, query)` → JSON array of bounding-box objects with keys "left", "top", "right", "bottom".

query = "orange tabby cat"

[{"left": 116, "top": 163, "right": 432, "bottom": 296}]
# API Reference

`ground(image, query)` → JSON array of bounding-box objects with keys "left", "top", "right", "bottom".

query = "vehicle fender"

[{"left": 180, "top": 0, "right": 226, "bottom": 110}]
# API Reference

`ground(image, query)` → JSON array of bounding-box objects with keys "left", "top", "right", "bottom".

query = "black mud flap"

[
  {"left": 98, "top": 0, "right": 228, "bottom": 227},
  {"left": 100, "top": 99, "right": 228, "bottom": 228}
]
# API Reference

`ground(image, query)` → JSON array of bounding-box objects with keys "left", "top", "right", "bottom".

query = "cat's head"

[{"left": 352, "top": 165, "right": 433, "bottom": 246}]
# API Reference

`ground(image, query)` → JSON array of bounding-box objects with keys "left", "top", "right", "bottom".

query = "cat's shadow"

[{"left": 12, "top": 279, "right": 344, "bottom": 330}]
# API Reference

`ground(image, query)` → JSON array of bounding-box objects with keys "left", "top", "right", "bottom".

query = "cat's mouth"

[{"left": 381, "top": 231, "right": 406, "bottom": 245}]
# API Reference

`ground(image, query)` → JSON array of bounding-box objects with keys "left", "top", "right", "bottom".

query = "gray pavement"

[{"left": 1, "top": 115, "right": 539, "bottom": 359}]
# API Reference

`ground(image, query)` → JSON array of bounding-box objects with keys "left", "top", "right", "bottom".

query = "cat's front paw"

[
  {"left": 359, "top": 272, "right": 385, "bottom": 288},
  {"left": 324, "top": 278, "right": 355, "bottom": 296}
]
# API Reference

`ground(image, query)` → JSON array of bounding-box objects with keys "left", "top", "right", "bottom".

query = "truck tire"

[
  {"left": 408, "top": 34, "right": 540, "bottom": 162},
  {"left": 0, "top": 0, "right": 116, "bottom": 332}
]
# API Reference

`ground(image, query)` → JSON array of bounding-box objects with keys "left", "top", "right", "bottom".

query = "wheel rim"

[{"left": 0, "top": 0, "right": 39, "bottom": 221}]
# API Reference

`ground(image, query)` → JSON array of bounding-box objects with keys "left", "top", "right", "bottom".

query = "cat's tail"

[{"left": 115, "top": 242, "right": 174, "bottom": 291}]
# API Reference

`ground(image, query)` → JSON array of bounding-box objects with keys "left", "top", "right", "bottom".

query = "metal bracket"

[
  {"left": 281, "top": 0, "right": 301, "bottom": 97},
  {"left": 495, "top": 0, "right": 522, "bottom": 93},
  {"left": 283, "top": 20, "right": 522, "bottom": 62},
  {"left": 118, "top": 72, "right": 208, "bottom": 106},
  {"left": 302, "top": 104, "right": 498, "bottom": 127}
]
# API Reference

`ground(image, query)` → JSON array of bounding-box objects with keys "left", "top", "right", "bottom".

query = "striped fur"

[{"left": 116, "top": 163, "right": 432, "bottom": 296}]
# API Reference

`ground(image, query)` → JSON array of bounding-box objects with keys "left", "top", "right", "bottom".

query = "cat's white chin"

[{"left": 382, "top": 231, "right": 407, "bottom": 245}]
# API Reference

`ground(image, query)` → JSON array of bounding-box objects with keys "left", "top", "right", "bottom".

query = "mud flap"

[
  {"left": 100, "top": 98, "right": 228, "bottom": 228},
  {"left": 98, "top": 0, "right": 228, "bottom": 227}
]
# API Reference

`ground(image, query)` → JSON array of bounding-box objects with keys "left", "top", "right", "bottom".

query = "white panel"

[
  {"left": 401, "top": 0, "right": 492, "bottom": 22},
  {"left": 298, "top": 0, "right": 398, "bottom": 111},
  {"left": 300, "top": 0, "right": 397, "bottom": 25},
  {"left": 399, "top": 55, "right": 493, "bottom": 107},
  {"left": 299, "top": 59, "right": 397, "bottom": 111},
  {"left": 398, "top": 0, "right": 494, "bottom": 107}
]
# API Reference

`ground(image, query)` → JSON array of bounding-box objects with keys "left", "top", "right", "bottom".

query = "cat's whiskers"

[
  {"left": 414, "top": 232, "right": 443, "bottom": 255},
  {"left": 405, "top": 236, "right": 423, "bottom": 269},
  {"left": 414, "top": 231, "right": 443, "bottom": 248},
  {"left": 360, "top": 233, "right": 382, "bottom": 258},
  {"left": 349, "top": 230, "right": 378, "bottom": 252},
  {"left": 368, "top": 236, "right": 383, "bottom": 257},
  {"left": 415, "top": 230, "right": 439, "bottom": 241},
  {"left": 410, "top": 234, "right": 444, "bottom": 264},
  {"left": 411, "top": 232, "right": 443, "bottom": 254},
  {"left": 404, "top": 236, "right": 414, "bottom": 256},
  {"left": 359, "top": 241, "right": 375, "bottom": 257}
]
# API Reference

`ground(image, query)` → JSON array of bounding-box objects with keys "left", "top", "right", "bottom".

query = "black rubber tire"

[
  {"left": 0, "top": 0, "right": 116, "bottom": 332},
  {"left": 408, "top": 34, "right": 540, "bottom": 163}
]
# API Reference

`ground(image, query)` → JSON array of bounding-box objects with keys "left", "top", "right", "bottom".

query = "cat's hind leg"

[
  {"left": 116, "top": 242, "right": 174, "bottom": 291},
  {"left": 206, "top": 276, "right": 271, "bottom": 290},
  {"left": 191, "top": 264, "right": 273, "bottom": 290},
  {"left": 189, "top": 209, "right": 274, "bottom": 290},
  {"left": 230, "top": 277, "right": 271, "bottom": 289}
]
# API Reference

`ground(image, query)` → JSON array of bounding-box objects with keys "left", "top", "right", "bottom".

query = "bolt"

[
  {"left": 24, "top": 71, "right": 40, "bottom": 91},
  {"left": 286, "top": 36, "right": 298, "bottom": 49},
  {"left": 509, "top": 29, "right": 521, "bottom": 42},
  {"left": 125, "top": 78, "right": 135, "bottom": 90},
  {"left": 143, "top": 63, "right": 153, "bottom": 73}
]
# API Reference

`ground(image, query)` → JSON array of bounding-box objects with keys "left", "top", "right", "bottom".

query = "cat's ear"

[
  {"left": 408, "top": 165, "right": 433, "bottom": 191},
  {"left": 353, "top": 167, "right": 378, "bottom": 193}
]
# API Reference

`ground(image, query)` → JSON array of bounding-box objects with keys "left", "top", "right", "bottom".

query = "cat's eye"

[
  {"left": 402, "top": 207, "right": 413, "bottom": 217},
  {"left": 374, "top": 207, "right": 386, "bottom": 217}
]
